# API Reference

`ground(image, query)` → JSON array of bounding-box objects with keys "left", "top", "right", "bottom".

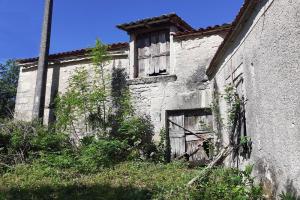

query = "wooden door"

[
  {"left": 168, "top": 109, "right": 213, "bottom": 162},
  {"left": 168, "top": 113, "right": 185, "bottom": 159}
]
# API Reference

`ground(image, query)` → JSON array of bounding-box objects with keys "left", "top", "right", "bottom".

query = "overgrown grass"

[{"left": 0, "top": 161, "right": 198, "bottom": 200}]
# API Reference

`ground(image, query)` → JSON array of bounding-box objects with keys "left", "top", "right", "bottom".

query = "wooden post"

[
  {"left": 129, "top": 34, "right": 138, "bottom": 79},
  {"left": 32, "top": 0, "right": 53, "bottom": 120},
  {"left": 169, "top": 26, "right": 177, "bottom": 75},
  {"left": 165, "top": 110, "right": 171, "bottom": 163}
]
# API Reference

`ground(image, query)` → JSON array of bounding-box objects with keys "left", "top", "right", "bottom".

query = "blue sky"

[{"left": 0, "top": 0, "right": 244, "bottom": 63}]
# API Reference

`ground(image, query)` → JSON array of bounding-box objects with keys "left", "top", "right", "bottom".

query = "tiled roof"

[
  {"left": 117, "top": 13, "right": 194, "bottom": 32},
  {"left": 206, "top": 0, "right": 260, "bottom": 77},
  {"left": 17, "top": 42, "right": 128, "bottom": 64},
  {"left": 174, "top": 24, "right": 232, "bottom": 39}
]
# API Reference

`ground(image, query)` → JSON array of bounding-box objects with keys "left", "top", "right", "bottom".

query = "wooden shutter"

[
  {"left": 137, "top": 34, "right": 151, "bottom": 77},
  {"left": 150, "top": 32, "right": 159, "bottom": 74},
  {"left": 158, "top": 31, "right": 170, "bottom": 73},
  {"left": 136, "top": 30, "right": 170, "bottom": 77}
]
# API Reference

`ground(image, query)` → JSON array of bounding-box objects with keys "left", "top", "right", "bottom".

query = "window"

[{"left": 135, "top": 30, "right": 170, "bottom": 77}]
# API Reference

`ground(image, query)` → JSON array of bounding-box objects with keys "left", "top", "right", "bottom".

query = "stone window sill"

[{"left": 127, "top": 74, "right": 177, "bottom": 85}]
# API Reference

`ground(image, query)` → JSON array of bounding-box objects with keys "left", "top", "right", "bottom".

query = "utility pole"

[{"left": 32, "top": 0, "right": 53, "bottom": 120}]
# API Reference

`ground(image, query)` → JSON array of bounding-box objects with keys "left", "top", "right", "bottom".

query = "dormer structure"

[{"left": 117, "top": 14, "right": 194, "bottom": 78}]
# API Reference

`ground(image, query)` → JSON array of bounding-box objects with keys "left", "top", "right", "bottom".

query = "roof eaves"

[
  {"left": 117, "top": 13, "right": 194, "bottom": 32},
  {"left": 17, "top": 42, "right": 129, "bottom": 64},
  {"left": 174, "top": 24, "right": 232, "bottom": 39}
]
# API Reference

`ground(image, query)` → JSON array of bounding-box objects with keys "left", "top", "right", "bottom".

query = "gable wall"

[{"left": 210, "top": 0, "right": 300, "bottom": 196}]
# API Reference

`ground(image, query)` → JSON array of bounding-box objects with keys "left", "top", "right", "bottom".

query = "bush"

[
  {"left": 0, "top": 120, "right": 73, "bottom": 171},
  {"left": 35, "top": 150, "right": 76, "bottom": 169},
  {"left": 118, "top": 115, "right": 156, "bottom": 160},
  {"left": 279, "top": 192, "right": 300, "bottom": 200},
  {"left": 77, "top": 138, "right": 128, "bottom": 172},
  {"left": 194, "top": 165, "right": 263, "bottom": 200}
]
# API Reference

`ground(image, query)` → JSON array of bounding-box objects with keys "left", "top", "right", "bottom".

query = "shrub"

[
  {"left": 0, "top": 120, "right": 73, "bottom": 171},
  {"left": 118, "top": 115, "right": 156, "bottom": 160},
  {"left": 194, "top": 165, "right": 263, "bottom": 200},
  {"left": 156, "top": 128, "right": 167, "bottom": 162},
  {"left": 0, "top": 120, "right": 43, "bottom": 167},
  {"left": 36, "top": 151, "right": 76, "bottom": 169},
  {"left": 55, "top": 39, "right": 111, "bottom": 135},
  {"left": 279, "top": 192, "right": 299, "bottom": 200},
  {"left": 77, "top": 138, "right": 128, "bottom": 172}
]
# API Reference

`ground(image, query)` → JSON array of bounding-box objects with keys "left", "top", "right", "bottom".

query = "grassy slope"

[{"left": 0, "top": 162, "right": 198, "bottom": 200}]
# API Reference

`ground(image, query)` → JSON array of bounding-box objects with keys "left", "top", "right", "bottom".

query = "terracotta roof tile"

[
  {"left": 17, "top": 42, "right": 128, "bottom": 64},
  {"left": 174, "top": 24, "right": 232, "bottom": 38},
  {"left": 117, "top": 13, "right": 194, "bottom": 32}
]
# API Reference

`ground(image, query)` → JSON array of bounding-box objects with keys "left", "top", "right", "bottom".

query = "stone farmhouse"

[{"left": 15, "top": 0, "right": 299, "bottom": 197}]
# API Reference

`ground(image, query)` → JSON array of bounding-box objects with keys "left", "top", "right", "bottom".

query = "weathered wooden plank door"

[
  {"left": 168, "top": 113, "right": 185, "bottom": 159},
  {"left": 168, "top": 109, "right": 213, "bottom": 162},
  {"left": 184, "top": 112, "right": 211, "bottom": 162}
]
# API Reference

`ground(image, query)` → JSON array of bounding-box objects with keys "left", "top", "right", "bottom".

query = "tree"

[
  {"left": 90, "top": 39, "right": 111, "bottom": 131},
  {"left": 0, "top": 60, "right": 19, "bottom": 119},
  {"left": 32, "top": 0, "right": 53, "bottom": 120},
  {"left": 55, "top": 39, "right": 111, "bottom": 136}
]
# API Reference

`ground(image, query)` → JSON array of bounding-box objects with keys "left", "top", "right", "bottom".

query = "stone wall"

[
  {"left": 15, "top": 66, "right": 37, "bottom": 120},
  {"left": 209, "top": 0, "right": 300, "bottom": 196},
  {"left": 15, "top": 54, "right": 129, "bottom": 125},
  {"left": 128, "top": 33, "right": 225, "bottom": 140},
  {"left": 15, "top": 33, "right": 225, "bottom": 141}
]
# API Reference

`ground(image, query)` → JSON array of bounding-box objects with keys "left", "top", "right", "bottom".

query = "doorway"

[{"left": 166, "top": 109, "right": 213, "bottom": 163}]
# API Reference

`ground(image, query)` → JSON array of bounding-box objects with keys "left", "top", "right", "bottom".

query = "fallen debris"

[{"left": 187, "top": 145, "right": 233, "bottom": 186}]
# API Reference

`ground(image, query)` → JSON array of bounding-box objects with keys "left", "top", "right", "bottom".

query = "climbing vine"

[{"left": 210, "top": 83, "right": 252, "bottom": 163}]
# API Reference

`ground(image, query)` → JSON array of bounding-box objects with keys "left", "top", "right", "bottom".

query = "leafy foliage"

[
  {"left": 157, "top": 128, "right": 168, "bottom": 161},
  {"left": 55, "top": 39, "right": 158, "bottom": 161},
  {"left": 194, "top": 165, "right": 263, "bottom": 200},
  {"left": 0, "top": 160, "right": 265, "bottom": 200},
  {"left": 110, "top": 67, "right": 133, "bottom": 137},
  {"left": 118, "top": 115, "right": 157, "bottom": 160},
  {"left": 77, "top": 139, "right": 128, "bottom": 172},
  {"left": 224, "top": 84, "right": 241, "bottom": 133},
  {"left": 55, "top": 39, "right": 111, "bottom": 135},
  {"left": 279, "top": 192, "right": 300, "bottom": 200},
  {"left": 0, "top": 161, "right": 198, "bottom": 200},
  {"left": 0, "top": 60, "right": 19, "bottom": 119},
  {"left": 0, "top": 120, "right": 72, "bottom": 171}
]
